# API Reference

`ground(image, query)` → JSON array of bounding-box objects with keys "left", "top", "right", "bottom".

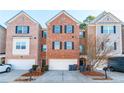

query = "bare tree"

[{"left": 87, "top": 33, "right": 118, "bottom": 71}]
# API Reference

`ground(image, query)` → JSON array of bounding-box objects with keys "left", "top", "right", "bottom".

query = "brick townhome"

[
  {"left": 45, "top": 10, "right": 86, "bottom": 70},
  {"left": 3, "top": 10, "right": 124, "bottom": 70},
  {"left": 5, "top": 11, "right": 42, "bottom": 70},
  {"left": 0, "top": 25, "right": 6, "bottom": 64}
]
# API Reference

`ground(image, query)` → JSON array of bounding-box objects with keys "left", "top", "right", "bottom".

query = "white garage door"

[
  {"left": 49, "top": 59, "right": 77, "bottom": 70},
  {"left": 7, "top": 59, "right": 35, "bottom": 70}
]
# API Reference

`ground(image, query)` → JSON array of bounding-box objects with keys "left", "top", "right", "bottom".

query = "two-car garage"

[
  {"left": 49, "top": 59, "right": 78, "bottom": 70},
  {"left": 7, "top": 59, "right": 35, "bottom": 70}
]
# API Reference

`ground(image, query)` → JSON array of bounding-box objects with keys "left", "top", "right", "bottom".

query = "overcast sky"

[{"left": 0, "top": 10, "right": 124, "bottom": 28}]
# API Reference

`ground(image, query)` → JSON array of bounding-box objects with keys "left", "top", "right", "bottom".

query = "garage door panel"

[
  {"left": 7, "top": 59, "right": 35, "bottom": 70},
  {"left": 49, "top": 59, "right": 77, "bottom": 70}
]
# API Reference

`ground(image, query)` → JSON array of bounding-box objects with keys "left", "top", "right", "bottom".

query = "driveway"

[
  {"left": 33, "top": 70, "right": 124, "bottom": 83},
  {"left": 33, "top": 70, "right": 92, "bottom": 83},
  {"left": 0, "top": 70, "right": 28, "bottom": 83}
]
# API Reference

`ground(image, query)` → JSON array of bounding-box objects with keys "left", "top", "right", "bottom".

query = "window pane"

[
  {"left": 66, "top": 42, "right": 72, "bottom": 49},
  {"left": 16, "top": 26, "right": 22, "bottom": 34},
  {"left": 66, "top": 25, "right": 73, "bottom": 33},
  {"left": 109, "top": 26, "right": 114, "bottom": 33},
  {"left": 54, "top": 41, "right": 60, "bottom": 49},
  {"left": 42, "top": 45, "right": 47, "bottom": 52},
  {"left": 16, "top": 42, "right": 20, "bottom": 49},
  {"left": 80, "top": 45, "right": 84, "bottom": 53},
  {"left": 79, "top": 32, "right": 85, "bottom": 38},
  {"left": 21, "top": 42, "right": 26, "bottom": 49},
  {"left": 43, "top": 31, "right": 47, "bottom": 38},
  {"left": 54, "top": 25, "right": 61, "bottom": 33},
  {"left": 103, "top": 26, "right": 108, "bottom": 33},
  {"left": 23, "top": 26, "right": 28, "bottom": 34}
]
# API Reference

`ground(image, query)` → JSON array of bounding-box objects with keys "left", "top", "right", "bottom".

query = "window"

[
  {"left": 101, "top": 26, "right": 116, "bottom": 34},
  {"left": 42, "top": 31, "right": 47, "bottom": 38},
  {"left": 80, "top": 45, "right": 84, "bottom": 53},
  {"left": 16, "top": 42, "right": 26, "bottom": 50},
  {"left": 42, "top": 45, "right": 47, "bottom": 52},
  {"left": 79, "top": 31, "right": 85, "bottom": 38},
  {"left": 65, "top": 41, "right": 74, "bottom": 50},
  {"left": 65, "top": 25, "right": 74, "bottom": 33},
  {"left": 16, "top": 26, "right": 29, "bottom": 34},
  {"left": 53, "top": 25, "right": 62, "bottom": 33},
  {"left": 53, "top": 41, "right": 61, "bottom": 50}
]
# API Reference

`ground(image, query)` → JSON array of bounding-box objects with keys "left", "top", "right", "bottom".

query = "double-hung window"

[
  {"left": 65, "top": 25, "right": 74, "bottom": 33},
  {"left": 65, "top": 41, "right": 74, "bottom": 50},
  {"left": 53, "top": 25, "right": 62, "bottom": 33},
  {"left": 79, "top": 31, "right": 85, "bottom": 38},
  {"left": 80, "top": 45, "right": 84, "bottom": 53},
  {"left": 53, "top": 41, "right": 61, "bottom": 50},
  {"left": 42, "top": 45, "right": 47, "bottom": 52},
  {"left": 16, "top": 42, "right": 26, "bottom": 50},
  {"left": 101, "top": 26, "right": 116, "bottom": 34},
  {"left": 16, "top": 26, "right": 29, "bottom": 34},
  {"left": 42, "top": 31, "right": 47, "bottom": 38}
]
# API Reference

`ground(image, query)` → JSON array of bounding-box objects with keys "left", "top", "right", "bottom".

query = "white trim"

[
  {"left": 90, "top": 11, "right": 122, "bottom": 24},
  {"left": 6, "top": 11, "right": 39, "bottom": 25},
  {"left": 46, "top": 10, "right": 80, "bottom": 25}
]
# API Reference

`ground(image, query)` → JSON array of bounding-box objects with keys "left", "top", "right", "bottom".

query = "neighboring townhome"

[
  {"left": 5, "top": 11, "right": 42, "bottom": 70},
  {"left": 46, "top": 10, "right": 82, "bottom": 70},
  {"left": 88, "top": 11, "right": 123, "bottom": 57},
  {"left": 0, "top": 25, "right": 6, "bottom": 64}
]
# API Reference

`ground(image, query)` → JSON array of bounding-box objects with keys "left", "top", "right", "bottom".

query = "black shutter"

[
  {"left": 72, "top": 25, "right": 74, "bottom": 33},
  {"left": 64, "top": 25, "right": 66, "bottom": 33},
  {"left": 53, "top": 25, "right": 55, "bottom": 33},
  {"left": 64, "top": 42, "right": 66, "bottom": 49},
  {"left": 114, "top": 42, "right": 117, "bottom": 50},
  {"left": 52, "top": 42, "right": 54, "bottom": 49},
  {"left": 83, "top": 32, "right": 85, "bottom": 38},
  {"left": 60, "top": 25, "right": 62, "bottom": 33},
  {"left": 27, "top": 26, "right": 29, "bottom": 33},
  {"left": 42, "top": 31, "right": 43, "bottom": 37},
  {"left": 60, "top": 42, "right": 62, "bottom": 49},
  {"left": 72, "top": 42, "right": 74, "bottom": 50},
  {"left": 114, "top": 26, "right": 116, "bottom": 33},
  {"left": 101, "top": 26, "right": 103, "bottom": 33},
  {"left": 16, "top": 26, "right": 18, "bottom": 33}
]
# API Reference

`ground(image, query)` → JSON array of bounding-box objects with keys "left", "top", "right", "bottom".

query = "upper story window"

[
  {"left": 52, "top": 41, "right": 61, "bottom": 50},
  {"left": 64, "top": 41, "right": 74, "bottom": 50},
  {"left": 42, "top": 31, "right": 47, "bottom": 38},
  {"left": 79, "top": 31, "right": 85, "bottom": 38},
  {"left": 16, "top": 26, "right": 29, "bottom": 34},
  {"left": 16, "top": 42, "right": 26, "bottom": 50},
  {"left": 65, "top": 25, "right": 74, "bottom": 33},
  {"left": 101, "top": 26, "right": 116, "bottom": 34},
  {"left": 42, "top": 44, "right": 47, "bottom": 52},
  {"left": 53, "top": 25, "right": 62, "bottom": 34}
]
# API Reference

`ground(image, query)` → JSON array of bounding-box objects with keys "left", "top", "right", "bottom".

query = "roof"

[
  {"left": 5, "top": 11, "right": 40, "bottom": 25},
  {"left": 90, "top": 11, "right": 122, "bottom": 24},
  {"left": 0, "top": 25, "right": 6, "bottom": 30},
  {"left": 46, "top": 10, "right": 80, "bottom": 25}
]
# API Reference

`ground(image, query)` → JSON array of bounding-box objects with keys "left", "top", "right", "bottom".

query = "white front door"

[{"left": 49, "top": 59, "right": 77, "bottom": 70}]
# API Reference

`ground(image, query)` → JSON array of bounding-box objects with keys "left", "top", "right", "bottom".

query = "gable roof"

[
  {"left": 46, "top": 10, "right": 80, "bottom": 25},
  {"left": 5, "top": 11, "right": 40, "bottom": 25},
  {"left": 90, "top": 11, "right": 122, "bottom": 24}
]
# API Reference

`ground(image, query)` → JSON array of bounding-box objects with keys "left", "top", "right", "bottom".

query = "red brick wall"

[
  {"left": 47, "top": 13, "right": 80, "bottom": 60},
  {"left": 6, "top": 13, "right": 41, "bottom": 64}
]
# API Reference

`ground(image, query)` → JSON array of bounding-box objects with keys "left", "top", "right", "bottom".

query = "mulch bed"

[
  {"left": 92, "top": 77, "right": 112, "bottom": 80},
  {"left": 14, "top": 69, "right": 45, "bottom": 82},
  {"left": 81, "top": 71, "right": 105, "bottom": 76}
]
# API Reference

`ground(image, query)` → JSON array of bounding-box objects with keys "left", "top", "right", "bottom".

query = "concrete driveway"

[
  {"left": 33, "top": 70, "right": 124, "bottom": 83},
  {"left": 33, "top": 70, "right": 91, "bottom": 83},
  {"left": 0, "top": 70, "right": 27, "bottom": 83}
]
